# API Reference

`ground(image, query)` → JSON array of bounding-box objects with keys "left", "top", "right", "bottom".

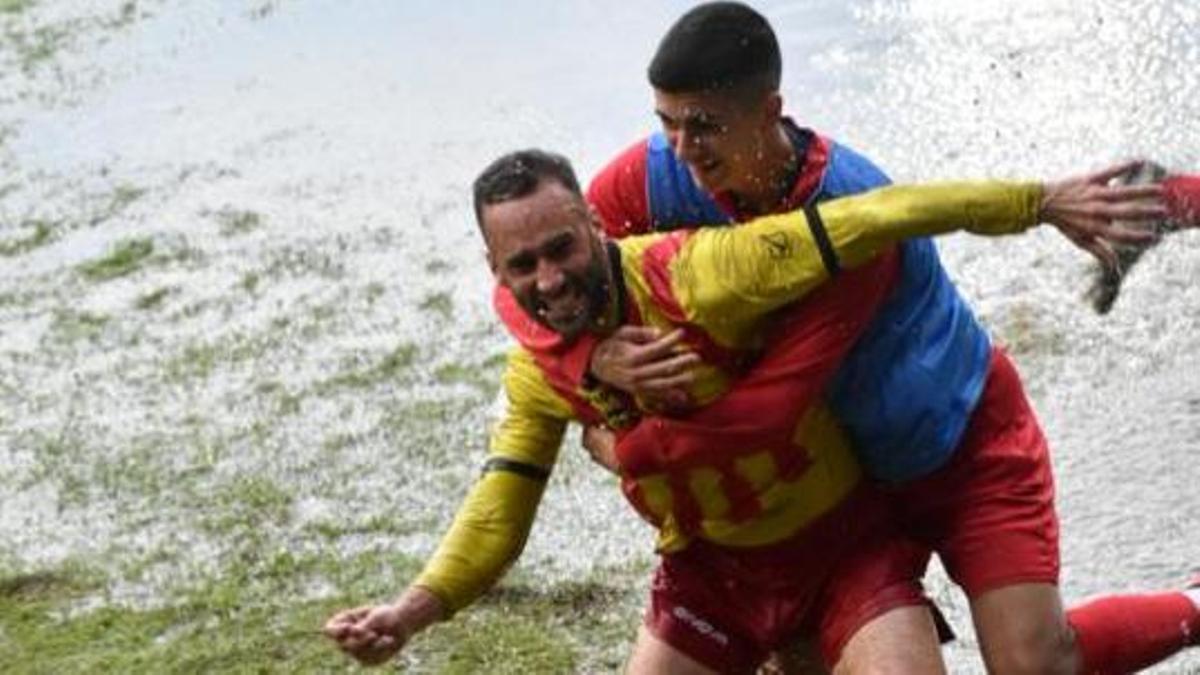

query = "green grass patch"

[
  {"left": 0, "top": 579, "right": 353, "bottom": 673},
  {"left": 0, "top": 0, "right": 35, "bottom": 15},
  {"left": 419, "top": 291, "right": 453, "bottom": 318},
  {"left": 214, "top": 208, "right": 262, "bottom": 236},
  {"left": 134, "top": 286, "right": 173, "bottom": 310},
  {"left": 239, "top": 270, "right": 261, "bottom": 294},
  {"left": 0, "top": 563, "right": 100, "bottom": 605},
  {"left": 425, "top": 613, "right": 577, "bottom": 674},
  {"left": 424, "top": 258, "right": 453, "bottom": 274},
  {"left": 0, "top": 549, "right": 424, "bottom": 672},
  {"left": 7, "top": 24, "right": 66, "bottom": 74},
  {"left": 0, "top": 220, "right": 54, "bottom": 257},
  {"left": 48, "top": 308, "right": 108, "bottom": 344},
  {"left": 303, "top": 513, "right": 432, "bottom": 541},
  {"left": 87, "top": 184, "right": 147, "bottom": 226},
  {"left": 78, "top": 237, "right": 154, "bottom": 281},
  {"left": 163, "top": 341, "right": 218, "bottom": 381},
  {"left": 255, "top": 380, "right": 302, "bottom": 417},
  {"left": 363, "top": 281, "right": 385, "bottom": 303},
  {"left": 319, "top": 343, "right": 417, "bottom": 392},
  {"left": 199, "top": 474, "right": 293, "bottom": 537}
]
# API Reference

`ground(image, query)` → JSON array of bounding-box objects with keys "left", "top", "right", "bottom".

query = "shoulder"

[
  {"left": 587, "top": 137, "right": 652, "bottom": 238},
  {"left": 500, "top": 347, "right": 575, "bottom": 421}
]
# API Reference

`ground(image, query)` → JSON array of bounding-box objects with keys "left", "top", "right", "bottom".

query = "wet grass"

[
  {"left": 0, "top": 0, "right": 35, "bottom": 16},
  {"left": 0, "top": 530, "right": 640, "bottom": 673},
  {"left": 85, "top": 184, "right": 146, "bottom": 227},
  {"left": 5, "top": 23, "right": 66, "bottom": 74},
  {"left": 318, "top": 342, "right": 418, "bottom": 392},
  {"left": 433, "top": 355, "right": 504, "bottom": 395},
  {"left": 77, "top": 237, "right": 154, "bottom": 281},
  {"left": 0, "top": 220, "right": 54, "bottom": 257},
  {"left": 213, "top": 208, "right": 262, "bottom": 236},
  {"left": 48, "top": 308, "right": 109, "bottom": 343},
  {"left": 134, "top": 285, "right": 173, "bottom": 310},
  {"left": 419, "top": 291, "right": 454, "bottom": 318}
]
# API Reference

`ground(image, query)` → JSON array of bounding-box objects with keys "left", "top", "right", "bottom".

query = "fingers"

[
  {"left": 324, "top": 606, "right": 404, "bottom": 665},
  {"left": 324, "top": 606, "right": 372, "bottom": 639},
  {"left": 638, "top": 372, "right": 695, "bottom": 395},
  {"left": 1090, "top": 160, "right": 1144, "bottom": 185},
  {"left": 611, "top": 324, "right": 670, "bottom": 346},
  {"left": 630, "top": 328, "right": 687, "bottom": 365},
  {"left": 1104, "top": 200, "right": 1168, "bottom": 223},
  {"left": 631, "top": 351, "right": 700, "bottom": 388},
  {"left": 1100, "top": 183, "right": 1163, "bottom": 201},
  {"left": 1079, "top": 232, "right": 1119, "bottom": 272}
]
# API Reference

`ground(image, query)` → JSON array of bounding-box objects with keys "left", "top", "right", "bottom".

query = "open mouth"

[{"left": 537, "top": 287, "right": 586, "bottom": 327}]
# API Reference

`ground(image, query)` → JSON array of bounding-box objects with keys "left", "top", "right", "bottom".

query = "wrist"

[{"left": 392, "top": 586, "right": 446, "bottom": 637}]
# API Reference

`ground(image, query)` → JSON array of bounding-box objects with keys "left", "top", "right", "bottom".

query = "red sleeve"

[{"left": 586, "top": 138, "right": 652, "bottom": 238}]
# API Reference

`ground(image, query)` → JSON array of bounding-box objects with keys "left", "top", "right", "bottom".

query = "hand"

[
  {"left": 589, "top": 326, "right": 700, "bottom": 399},
  {"left": 323, "top": 588, "right": 444, "bottom": 666},
  {"left": 1040, "top": 160, "right": 1167, "bottom": 271},
  {"left": 323, "top": 604, "right": 408, "bottom": 666},
  {"left": 582, "top": 425, "right": 618, "bottom": 473}
]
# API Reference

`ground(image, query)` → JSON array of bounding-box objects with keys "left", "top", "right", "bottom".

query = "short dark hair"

[
  {"left": 648, "top": 2, "right": 781, "bottom": 96},
  {"left": 472, "top": 149, "right": 583, "bottom": 226}
]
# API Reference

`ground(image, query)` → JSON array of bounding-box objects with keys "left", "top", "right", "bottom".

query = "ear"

[
  {"left": 485, "top": 248, "right": 498, "bottom": 276},
  {"left": 763, "top": 91, "right": 783, "bottom": 124},
  {"left": 587, "top": 203, "right": 607, "bottom": 236}
]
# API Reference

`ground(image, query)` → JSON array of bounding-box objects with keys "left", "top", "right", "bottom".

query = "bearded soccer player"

[
  {"left": 322, "top": 148, "right": 1177, "bottom": 673},
  {"left": 566, "top": 3, "right": 1200, "bottom": 674}
]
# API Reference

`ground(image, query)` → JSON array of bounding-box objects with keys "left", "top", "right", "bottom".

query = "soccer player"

[
  {"left": 324, "top": 148, "right": 1176, "bottom": 673},
  {"left": 570, "top": 3, "right": 1200, "bottom": 673}
]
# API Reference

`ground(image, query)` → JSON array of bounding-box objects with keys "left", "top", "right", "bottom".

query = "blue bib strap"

[
  {"left": 814, "top": 140, "right": 893, "bottom": 200},
  {"left": 645, "top": 132, "right": 731, "bottom": 230}
]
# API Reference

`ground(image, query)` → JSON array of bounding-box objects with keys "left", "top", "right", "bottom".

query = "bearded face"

[{"left": 483, "top": 180, "right": 612, "bottom": 342}]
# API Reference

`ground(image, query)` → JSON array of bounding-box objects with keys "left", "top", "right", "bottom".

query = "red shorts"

[
  {"left": 889, "top": 348, "right": 1060, "bottom": 596},
  {"left": 644, "top": 487, "right": 932, "bottom": 673}
]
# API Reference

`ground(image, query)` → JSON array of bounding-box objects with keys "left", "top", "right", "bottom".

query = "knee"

[{"left": 983, "top": 624, "right": 1077, "bottom": 675}]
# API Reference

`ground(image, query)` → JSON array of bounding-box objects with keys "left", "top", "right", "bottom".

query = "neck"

[
  {"left": 588, "top": 244, "right": 622, "bottom": 337},
  {"left": 731, "top": 123, "right": 798, "bottom": 217}
]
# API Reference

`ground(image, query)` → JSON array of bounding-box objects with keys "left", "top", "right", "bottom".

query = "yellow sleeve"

[
  {"left": 820, "top": 181, "right": 1043, "bottom": 268},
  {"left": 667, "top": 180, "right": 1042, "bottom": 346},
  {"left": 412, "top": 348, "right": 573, "bottom": 613}
]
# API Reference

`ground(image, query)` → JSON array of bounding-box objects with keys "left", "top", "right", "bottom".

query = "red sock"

[
  {"left": 1164, "top": 174, "right": 1200, "bottom": 225},
  {"left": 1067, "top": 592, "right": 1200, "bottom": 674}
]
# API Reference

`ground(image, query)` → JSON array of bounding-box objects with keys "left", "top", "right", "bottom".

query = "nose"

[
  {"left": 535, "top": 258, "right": 565, "bottom": 295},
  {"left": 670, "top": 127, "right": 704, "bottom": 164}
]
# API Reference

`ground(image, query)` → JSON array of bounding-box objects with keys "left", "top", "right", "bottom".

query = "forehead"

[
  {"left": 654, "top": 88, "right": 747, "bottom": 120},
  {"left": 481, "top": 181, "right": 588, "bottom": 255}
]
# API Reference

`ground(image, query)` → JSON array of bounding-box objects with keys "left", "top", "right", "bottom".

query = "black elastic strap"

[
  {"left": 803, "top": 204, "right": 841, "bottom": 277},
  {"left": 606, "top": 241, "right": 627, "bottom": 322},
  {"left": 482, "top": 457, "right": 550, "bottom": 482}
]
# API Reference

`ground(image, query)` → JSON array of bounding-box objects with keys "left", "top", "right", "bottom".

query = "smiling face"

[
  {"left": 653, "top": 86, "right": 780, "bottom": 198},
  {"left": 482, "top": 179, "right": 611, "bottom": 341}
]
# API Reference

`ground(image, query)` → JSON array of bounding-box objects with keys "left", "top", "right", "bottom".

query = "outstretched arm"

[
  {"left": 323, "top": 349, "right": 572, "bottom": 665},
  {"left": 668, "top": 163, "right": 1164, "bottom": 342}
]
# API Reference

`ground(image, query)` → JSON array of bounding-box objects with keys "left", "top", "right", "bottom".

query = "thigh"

[
  {"left": 968, "top": 582, "right": 1077, "bottom": 675},
  {"left": 643, "top": 554, "right": 767, "bottom": 674},
  {"left": 833, "top": 606, "right": 946, "bottom": 675},
  {"left": 900, "top": 350, "right": 1060, "bottom": 596},
  {"left": 812, "top": 532, "right": 937, "bottom": 668},
  {"left": 627, "top": 626, "right": 724, "bottom": 675}
]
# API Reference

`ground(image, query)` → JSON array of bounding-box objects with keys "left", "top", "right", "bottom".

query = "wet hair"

[
  {"left": 648, "top": 1, "right": 781, "bottom": 97},
  {"left": 472, "top": 149, "right": 583, "bottom": 227}
]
